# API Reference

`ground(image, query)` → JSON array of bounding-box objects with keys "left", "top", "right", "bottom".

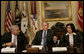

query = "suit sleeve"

[
  {"left": 47, "top": 30, "right": 55, "bottom": 45},
  {"left": 20, "top": 32, "right": 28, "bottom": 45},
  {"left": 59, "top": 34, "right": 67, "bottom": 46},
  {"left": 1, "top": 35, "right": 4, "bottom": 46},
  {"left": 75, "top": 33, "right": 82, "bottom": 47},
  {"left": 1, "top": 33, "right": 9, "bottom": 45}
]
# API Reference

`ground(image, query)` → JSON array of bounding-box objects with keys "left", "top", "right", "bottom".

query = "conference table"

[
  {"left": 1, "top": 44, "right": 80, "bottom": 53},
  {"left": 22, "top": 45, "right": 79, "bottom": 53}
]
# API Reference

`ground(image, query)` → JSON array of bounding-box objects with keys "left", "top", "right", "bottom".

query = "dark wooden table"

[{"left": 25, "top": 45, "right": 82, "bottom": 53}]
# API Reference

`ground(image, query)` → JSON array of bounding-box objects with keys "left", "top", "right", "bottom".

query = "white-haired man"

[{"left": 1, "top": 25, "right": 28, "bottom": 53}]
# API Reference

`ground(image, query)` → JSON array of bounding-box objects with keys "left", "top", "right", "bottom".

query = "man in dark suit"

[
  {"left": 32, "top": 22, "right": 57, "bottom": 52},
  {"left": 1, "top": 25, "right": 28, "bottom": 53}
]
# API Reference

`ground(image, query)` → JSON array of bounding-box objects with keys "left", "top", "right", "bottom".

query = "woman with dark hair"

[
  {"left": 60, "top": 23, "right": 82, "bottom": 53},
  {"left": 66, "top": 23, "right": 76, "bottom": 32}
]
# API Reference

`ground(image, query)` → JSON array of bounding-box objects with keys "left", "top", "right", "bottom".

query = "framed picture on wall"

[{"left": 41, "top": 1, "right": 72, "bottom": 21}]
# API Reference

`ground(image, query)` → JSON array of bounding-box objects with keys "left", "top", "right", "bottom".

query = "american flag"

[{"left": 5, "top": 1, "right": 13, "bottom": 32}]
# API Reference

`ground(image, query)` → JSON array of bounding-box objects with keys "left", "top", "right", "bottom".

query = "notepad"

[
  {"left": 31, "top": 45, "right": 43, "bottom": 50},
  {"left": 52, "top": 47, "right": 67, "bottom": 52},
  {"left": 1, "top": 47, "right": 16, "bottom": 53}
]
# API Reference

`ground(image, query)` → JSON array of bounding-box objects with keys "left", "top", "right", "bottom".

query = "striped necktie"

[{"left": 43, "top": 31, "right": 47, "bottom": 46}]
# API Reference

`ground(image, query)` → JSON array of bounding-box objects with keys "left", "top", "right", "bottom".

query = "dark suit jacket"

[
  {"left": 32, "top": 29, "right": 55, "bottom": 46},
  {"left": 1, "top": 31, "right": 28, "bottom": 52},
  {"left": 60, "top": 32, "right": 82, "bottom": 48}
]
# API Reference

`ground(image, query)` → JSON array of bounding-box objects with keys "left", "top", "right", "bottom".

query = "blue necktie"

[
  {"left": 43, "top": 31, "right": 47, "bottom": 46},
  {"left": 42, "top": 31, "right": 48, "bottom": 52}
]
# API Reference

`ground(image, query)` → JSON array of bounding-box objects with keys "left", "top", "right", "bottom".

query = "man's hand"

[
  {"left": 53, "top": 36, "right": 57, "bottom": 41},
  {"left": 4, "top": 42, "right": 14, "bottom": 46}
]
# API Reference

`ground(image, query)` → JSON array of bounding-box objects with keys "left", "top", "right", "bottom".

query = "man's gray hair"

[
  {"left": 42, "top": 21, "right": 49, "bottom": 27},
  {"left": 10, "top": 25, "right": 19, "bottom": 32}
]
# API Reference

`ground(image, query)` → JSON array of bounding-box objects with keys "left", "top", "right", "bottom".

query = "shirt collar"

[
  {"left": 43, "top": 30, "right": 47, "bottom": 32},
  {"left": 12, "top": 33, "right": 17, "bottom": 37},
  {"left": 66, "top": 32, "right": 77, "bottom": 36}
]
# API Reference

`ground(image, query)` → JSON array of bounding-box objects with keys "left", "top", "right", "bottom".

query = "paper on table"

[
  {"left": 52, "top": 47, "right": 67, "bottom": 52},
  {"left": 31, "top": 45, "right": 43, "bottom": 50},
  {"left": 22, "top": 50, "right": 27, "bottom": 53},
  {"left": 1, "top": 47, "right": 16, "bottom": 53}
]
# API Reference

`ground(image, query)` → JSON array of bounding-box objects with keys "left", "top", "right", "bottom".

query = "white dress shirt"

[
  {"left": 11, "top": 34, "right": 17, "bottom": 47},
  {"left": 66, "top": 33, "right": 76, "bottom": 46},
  {"left": 41, "top": 30, "right": 47, "bottom": 45},
  {"left": 69, "top": 34, "right": 74, "bottom": 46}
]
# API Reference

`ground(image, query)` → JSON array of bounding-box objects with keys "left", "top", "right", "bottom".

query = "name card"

[
  {"left": 31, "top": 45, "right": 43, "bottom": 50},
  {"left": 1, "top": 47, "right": 16, "bottom": 53},
  {"left": 52, "top": 47, "right": 67, "bottom": 52}
]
